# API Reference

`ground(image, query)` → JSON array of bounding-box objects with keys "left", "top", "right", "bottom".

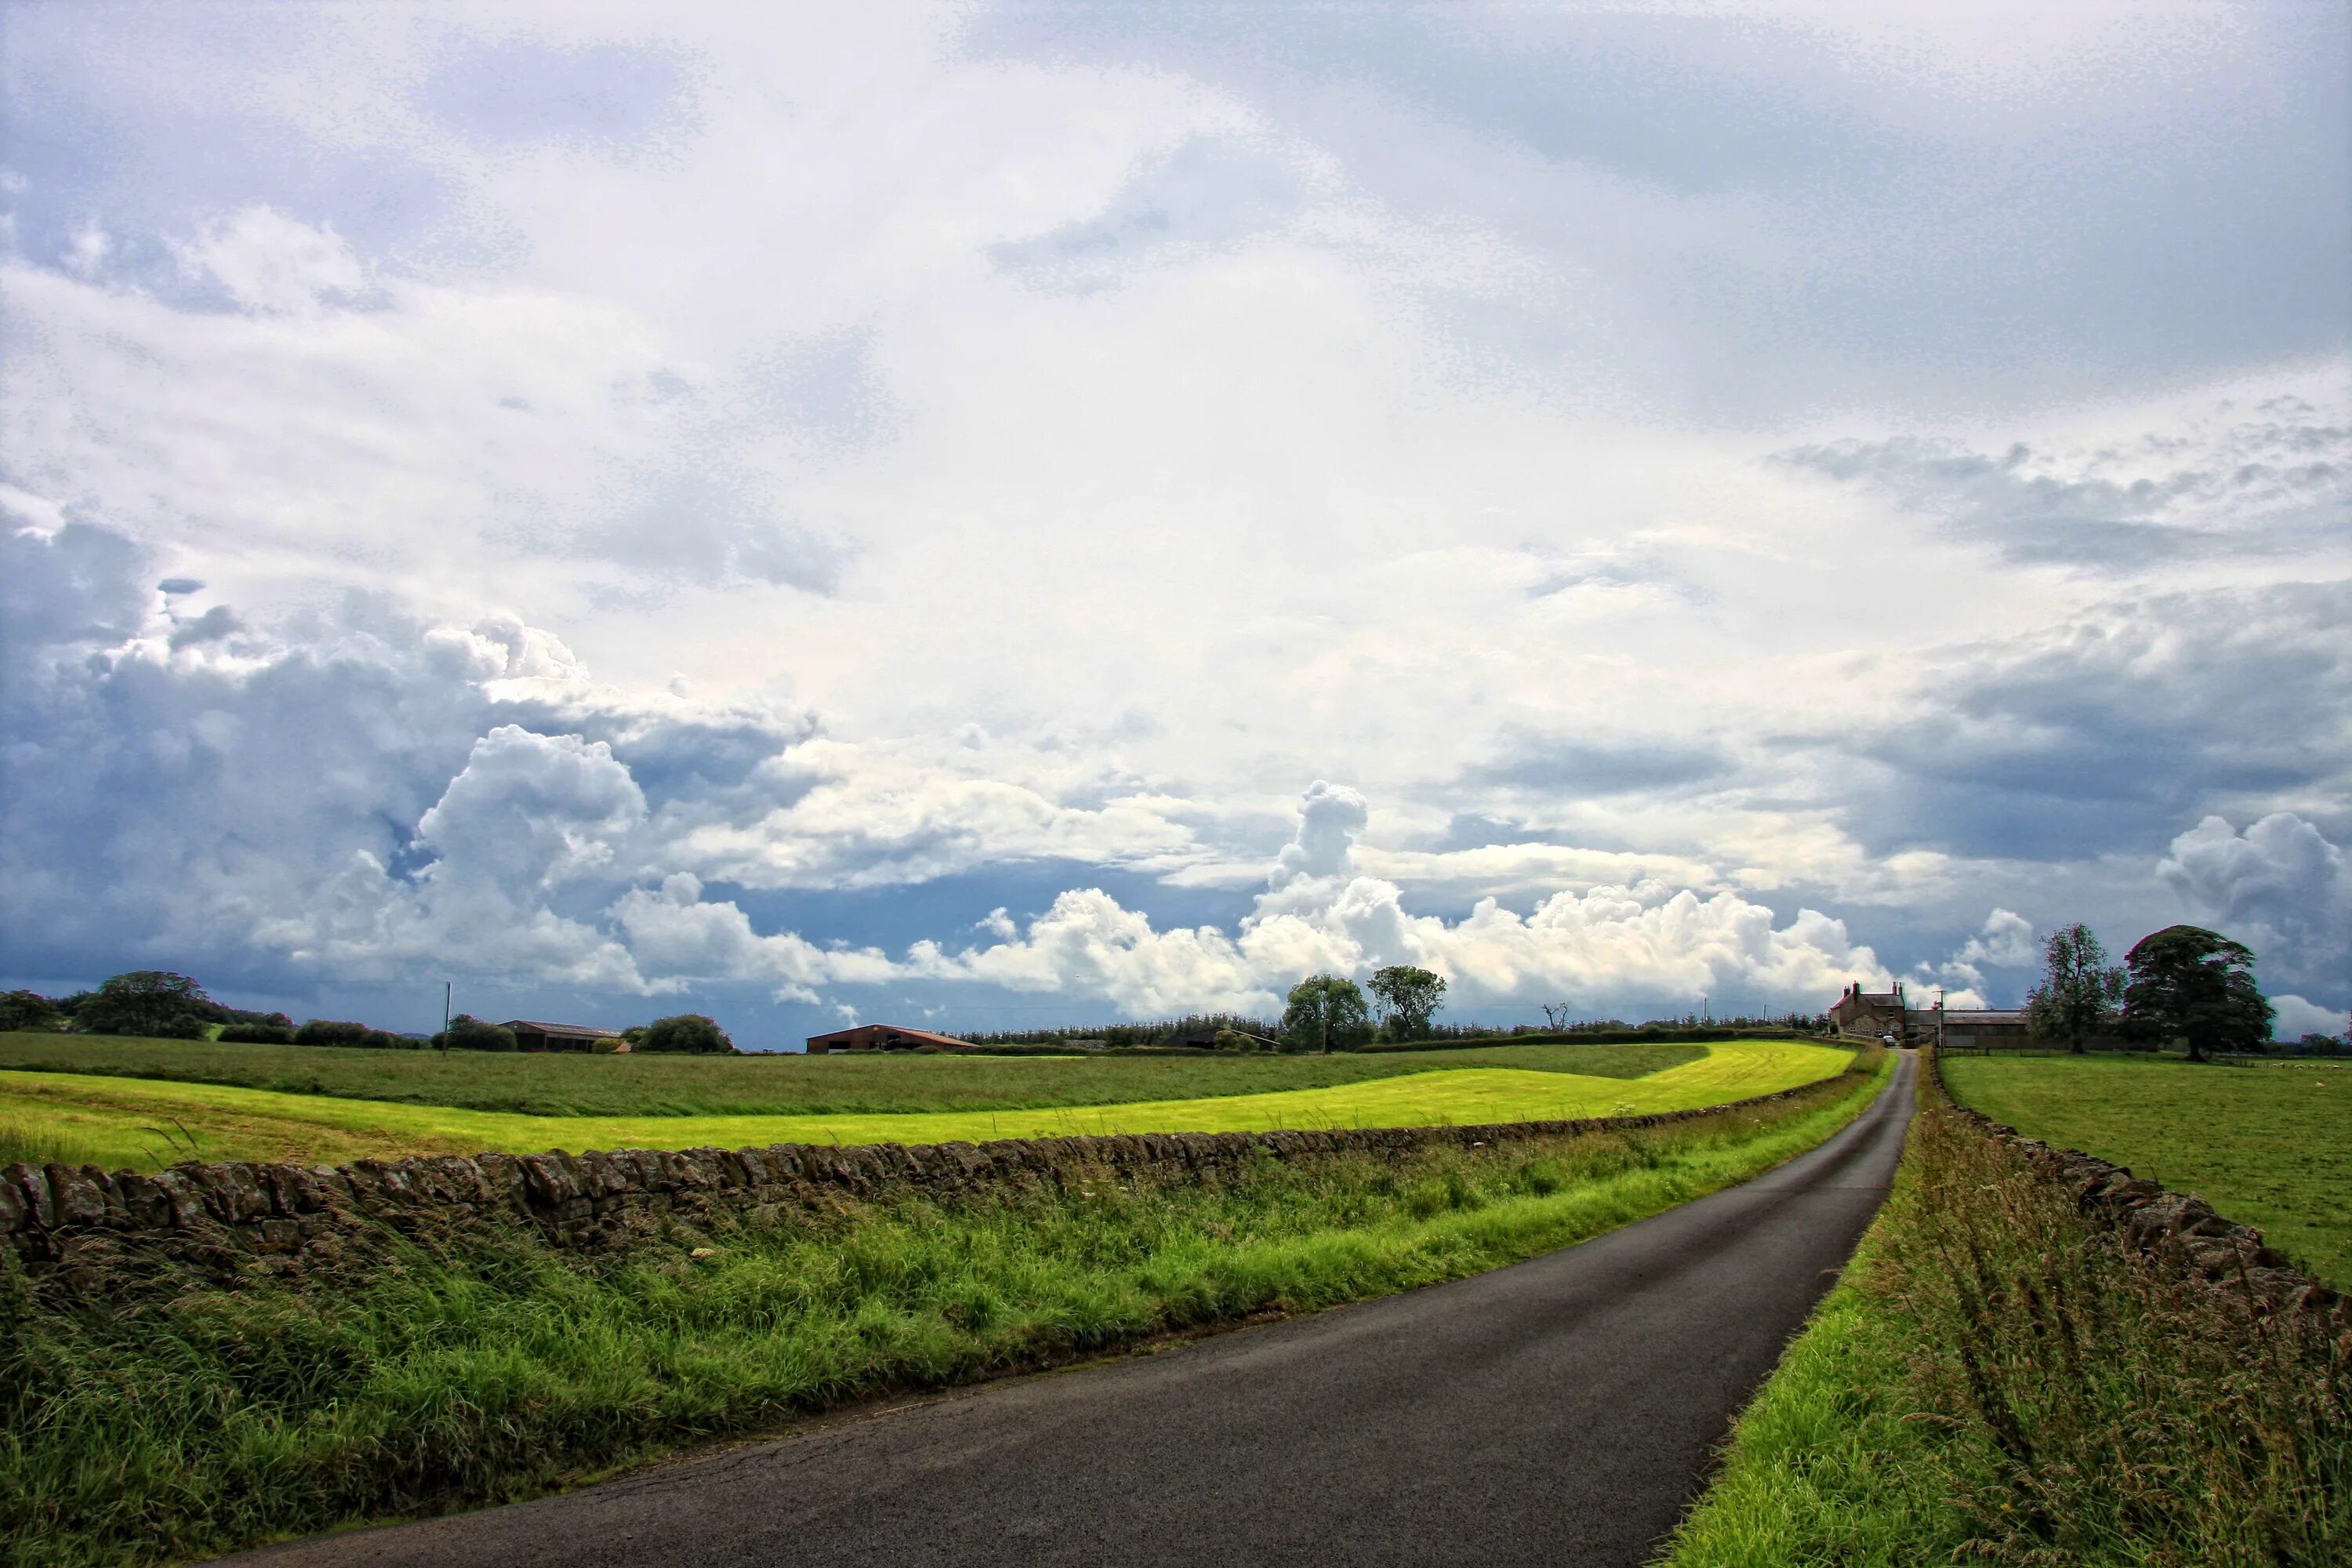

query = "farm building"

[
  {"left": 1828, "top": 985, "right": 2030, "bottom": 1047},
  {"left": 1937, "top": 1008, "right": 2032, "bottom": 1048},
  {"left": 804, "top": 1024, "right": 977, "bottom": 1054},
  {"left": 501, "top": 1019, "right": 627, "bottom": 1053},
  {"left": 1829, "top": 982, "right": 1915, "bottom": 1040}
]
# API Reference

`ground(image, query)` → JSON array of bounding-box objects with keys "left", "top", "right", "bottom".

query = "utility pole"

[{"left": 441, "top": 982, "right": 452, "bottom": 1054}]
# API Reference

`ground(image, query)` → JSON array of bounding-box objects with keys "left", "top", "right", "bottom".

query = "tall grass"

[
  {"left": 4, "top": 1058, "right": 1884, "bottom": 1567},
  {"left": 1661, "top": 1066, "right": 2350, "bottom": 1567}
]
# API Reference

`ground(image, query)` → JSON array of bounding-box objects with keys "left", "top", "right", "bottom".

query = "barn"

[
  {"left": 501, "top": 1019, "right": 627, "bottom": 1053},
  {"left": 804, "top": 1024, "right": 976, "bottom": 1054}
]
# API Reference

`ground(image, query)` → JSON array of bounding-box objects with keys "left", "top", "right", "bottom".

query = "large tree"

[
  {"left": 2120, "top": 925, "right": 2274, "bottom": 1062},
  {"left": 1279, "top": 975, "right": 1374, "bottom": 1054},
  {"left": 2023, "top": 924, "right": 2125, "bottom": 1054},
  {"left": 640, "top": 1013, "right": 736, "bottom": 1054},
  {"left": 77, "top": 971, "right": 212, "bottom": 1038},
  {"left": 1367, "top": 965, "right": 1446, "bottom": 1042}
]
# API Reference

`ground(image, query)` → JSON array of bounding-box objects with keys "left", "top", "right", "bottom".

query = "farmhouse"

[
  {"left": 501, "top": 1019, "right": 627, "bottom": 1053},
  {"left": 1828, "top": 984, "right": 2029, "bottom": 1047},
  {"left": 1829, "top": 982, "right": 1915, "bottom": 1040},
  {"left": 805, "top": 1023, "right": 977, "bottom": 1054}
]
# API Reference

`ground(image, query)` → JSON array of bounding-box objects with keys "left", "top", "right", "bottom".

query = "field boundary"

[
  {"left": 1924, "top": 1045, "right": 2345, "bottom": 1327},
  {"left": 4, "top": 1062, "right": 1868, "bottom": 1289}
]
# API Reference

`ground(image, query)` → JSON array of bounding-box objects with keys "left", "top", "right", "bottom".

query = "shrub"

[
  {"left": 216, "top": 1024, "right": 296, "bottom": 1045},
  {"left": 294, "top": 1019, "right": 372, "bottom": 1047},
  {"left": 430, "top": 1014, "right": 517, "bottom": 1052},
  {"left": 639, "top": 1013, "right": 735, "bottom": 1054}
]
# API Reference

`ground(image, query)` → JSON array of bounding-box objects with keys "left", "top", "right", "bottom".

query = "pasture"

[
  {"left": 0, "top": 1031, "right": 1708, "bottom": 1116},
  {"left": 4, "top": 1055, "right": 1886, "bottom": 1567},
  {"left": 0, "top": 1040, "right": 1850, "bottom": 1172},
  {"left": 1940, "top": 1052, "right": 2352, "bottom": 1287}
]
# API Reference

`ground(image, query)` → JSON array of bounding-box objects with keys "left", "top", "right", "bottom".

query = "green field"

[
  {"left": 0, "top": 1040, "right": 1850, "bottom": 1171},
  {"left": 1940, "top": 1052, "right": 2352, "bottom": 1288},
  {"left": 0, "top": 1031, "right": 1713, "bottom": 1116},
  {"left": 5, "top": 1054, "right": 1887, "bottom": 1568}
]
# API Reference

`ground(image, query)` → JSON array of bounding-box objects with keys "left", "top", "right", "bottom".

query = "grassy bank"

[
  {"left": 0, "top": 1041, "right": 1851, "bottom": 1172},
  {"left": 1942, "top": 1051, "right": 2352, "bottom": 1288},
  {"left": 4, "top": 1052, "right": 1886, "bottom": 1567},
  {"left": 1659, "top": 1058, "right": 2349, "bottom": 1568},
  {"left": 0, "top": 1031, "right": 1710, "bottom": 1118}
]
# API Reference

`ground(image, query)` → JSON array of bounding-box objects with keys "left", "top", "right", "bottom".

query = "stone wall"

[
  {"left": 1924, "top": 1046, "right": 2345, "bottom": 1330},
  {"left": 3, "top": 1068, "right": 1866, "bottom": 1290}
]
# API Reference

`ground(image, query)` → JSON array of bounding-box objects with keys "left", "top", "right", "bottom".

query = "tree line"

[
  {"left": 2023, "top": 922, "right": 2342, "bottom": 1060},
  {"left": 0, "top": 971, "right": 738, "bottom": 1054}
]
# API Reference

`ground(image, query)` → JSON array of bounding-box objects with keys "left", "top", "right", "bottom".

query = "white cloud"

[
  {"left": 171, "top": 205, "right": 368, "bottom": 315},
  {"left": 2159, "top": 813, "right": 2352, "bottom": 992},
  {"left": 908, "top": 782, "right": 1891, "bottom": 1016},
  {"left": 2270, "top": 994, "right": 2346, "bottom": 1040}
]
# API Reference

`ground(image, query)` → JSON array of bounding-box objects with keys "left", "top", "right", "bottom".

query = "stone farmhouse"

[{"left": 1828, "top": 982, "right": 2028, "bottom": 1047}]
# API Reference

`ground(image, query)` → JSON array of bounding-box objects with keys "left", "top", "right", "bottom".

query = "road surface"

[{"left": 234, "top": 1051, "right": 1915, "bottom": 1568}]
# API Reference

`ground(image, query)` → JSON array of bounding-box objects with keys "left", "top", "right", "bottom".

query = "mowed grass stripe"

[{"left": 0, "top": 1041, "right": 1851, "bottom": 1171}]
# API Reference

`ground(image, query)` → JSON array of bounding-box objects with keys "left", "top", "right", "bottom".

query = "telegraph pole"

[{"left": 441, "top": 982, "right": 452, "bottom": 1054}]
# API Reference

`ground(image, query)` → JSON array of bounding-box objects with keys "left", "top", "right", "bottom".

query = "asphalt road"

[{"left": 234, "top": 1051, "right": 1915, "bottom": 1568}]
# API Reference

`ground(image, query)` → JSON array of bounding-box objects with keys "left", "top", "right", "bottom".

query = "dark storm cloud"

[
  {"left": 1833, "top": 583, "right": 2352, "bottom": 860},
  {"left": 0, "top": 524, "right": 817, "bottom": 989},
  {"left": 1468, "top": 733, "right": 1733, "bottom": 797}
]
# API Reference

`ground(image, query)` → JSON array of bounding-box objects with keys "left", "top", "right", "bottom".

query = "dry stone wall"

[
  {"left": 4, "top": 1070, "right": 1863, "bottom": 1290},
  {"left": 1925, "top": 1047, "right": 2346, "bottom": 1331}
]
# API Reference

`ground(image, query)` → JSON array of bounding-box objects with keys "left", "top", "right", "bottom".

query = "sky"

[{"left": 2, "top": 0, "right": 2346, "bottom": 1047}]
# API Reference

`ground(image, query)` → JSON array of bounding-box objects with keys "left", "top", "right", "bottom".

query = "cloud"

[
  {"left": 1957, "top": 908, "right": 2038, "bottom": 969},
  {"left": 908, "top": 781, "right": 1891, "bottom": 1016},
  {"left": 1842, "top": 582, "right": 2352, "bottom": 858},
  {"left": 1782, "top": 414, "right": 2350, "bottom": 572},
  {"left": 170, "top": 206, "right": 369, "bottom": 315},
  {"left": 2159, "top": 814, "right": 2350, "bottom": 993},
  {"left": 2270, "top": 994, "right": 2346, "bottom": 1040},
  {"left": 1468, "top": 733, "right": 1732, "bottom": 797}
]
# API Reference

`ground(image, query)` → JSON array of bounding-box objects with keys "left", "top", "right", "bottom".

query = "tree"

[
  {"left": 1367, "top": 965, "right": 1446, "bottom": 1042},
  {"left": 2120, "top": 925, "right": 2274, "bottom": 1063},
  {"left": 1279, "top": 975, "right": 1373, "bottom": 1054},
  {"left": 78, "top": 971, "right": 212, "bottom": 1038},
  {"left": 640, "top": 1014, "right": 735, "bottom": 1054},
  {"left": 2023, "top": 923, "right": 2125, "bottom": 1054},
  {"left": 431, "top": 1014, "right": 517, "bottom": 1052},
  {"left": 0, "top": 990, "right": 61, "bottom": 1033}
]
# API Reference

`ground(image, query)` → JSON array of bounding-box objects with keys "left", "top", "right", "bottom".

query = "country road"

[{"left": 233, "top": 1051, "right": 1916, "bottom": 1568}]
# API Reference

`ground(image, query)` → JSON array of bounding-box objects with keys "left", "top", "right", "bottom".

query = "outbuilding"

[
  {"left": 804, "top": 1024, "right": 975, "bottom": 1054},
  {"left": 501, "top": 1019, "right": 627, "bottom": 1053}
]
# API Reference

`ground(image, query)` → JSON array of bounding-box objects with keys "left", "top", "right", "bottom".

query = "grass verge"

[
  {"left": 1657, "top": 1056, "right": 2349, "bottom": 1568},
  {"left": 0, "top": 1041, "right": 1852, "bottom": 1171},
  {"left": 1942, "top": 1051, "right": 2352, "bottom": 1288},
  {"left": 4, "top": 1051, "right": 1887, "bottom": 1567}
]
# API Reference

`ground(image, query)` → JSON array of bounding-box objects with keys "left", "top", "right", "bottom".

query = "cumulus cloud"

[
  {"left": 2270, "top": 994, "right": 2347, "bottom": 1040},
  {"left": 2159, "top": 814, "right": 2350, "bottom": 993},
  {"left": 909, "top": 782, "right": 1892, "bottom": 1015}
]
